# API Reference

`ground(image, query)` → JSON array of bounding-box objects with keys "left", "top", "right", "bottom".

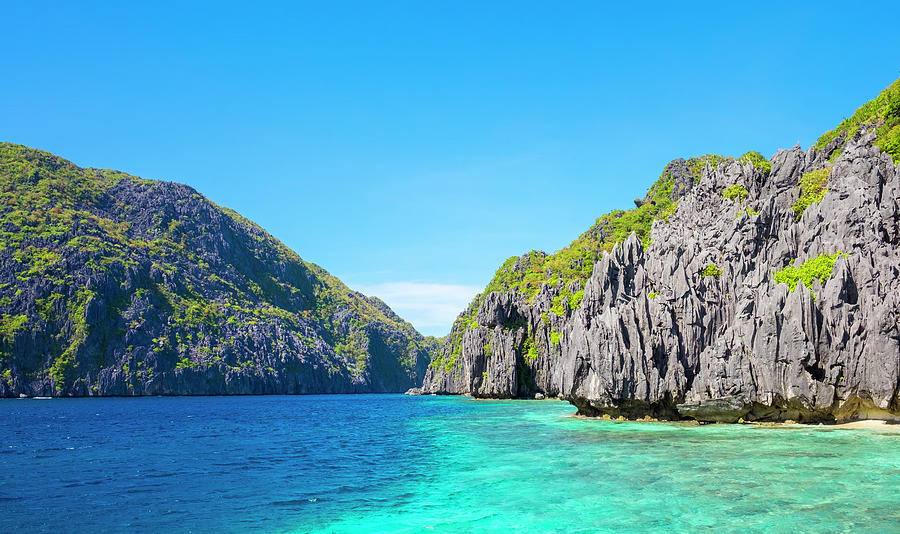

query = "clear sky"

[{"left": 3, "top": 1, "right": 899, "bottom": 335}]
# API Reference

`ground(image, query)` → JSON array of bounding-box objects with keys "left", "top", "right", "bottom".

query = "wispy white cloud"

[{"left": 353, "top": 282, "right": 481, "bottom": 337}]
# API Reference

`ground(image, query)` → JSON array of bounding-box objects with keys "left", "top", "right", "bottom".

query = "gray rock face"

[{"left": 419, "top": 129, "right": 900, "bottom": 423}]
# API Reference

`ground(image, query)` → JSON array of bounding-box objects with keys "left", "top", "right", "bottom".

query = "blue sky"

[{"left": 3, "top": 1, "right": 899, "bottom": 335}]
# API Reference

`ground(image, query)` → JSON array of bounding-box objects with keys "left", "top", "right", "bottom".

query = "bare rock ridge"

[
  {"left": 417, "top": 77, "right": 900, "bottom": 423},
  {"left": 0, "top": 144, "right": 437, "bottom": 396}
]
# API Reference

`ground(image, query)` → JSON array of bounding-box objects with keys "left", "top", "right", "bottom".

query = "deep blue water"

[
  {"left": 0, "top": 395, "right": 444, "bottom": 533},
  {"left": 2, "top": 395, "right": 900, "bottom": 533}
]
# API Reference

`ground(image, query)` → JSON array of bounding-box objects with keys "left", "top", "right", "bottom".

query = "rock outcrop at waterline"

[
  {"left": 0, "top": 143, "right": 437, "bottom": 397},
  {"left": 418, "top": 77, "right": 900, "bottom": 424}
]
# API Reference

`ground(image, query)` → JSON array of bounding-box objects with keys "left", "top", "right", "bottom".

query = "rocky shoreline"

[{"left": 408, "top": 389, "right": 900, "bottom": 425}]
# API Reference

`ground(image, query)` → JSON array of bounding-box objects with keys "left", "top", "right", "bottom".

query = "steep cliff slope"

[
  {"left": 0, "top": 144, "right": 437, "bottom": 396},
  {"left": 419, "top": 77, "right": 900, "bottom": 423}
]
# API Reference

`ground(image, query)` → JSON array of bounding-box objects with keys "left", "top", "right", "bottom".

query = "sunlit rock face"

[{"left": 421, "top": 126, "right": 900, "bottom": 423}]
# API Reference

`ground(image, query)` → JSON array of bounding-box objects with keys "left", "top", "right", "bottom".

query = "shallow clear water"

[{"left": 2, "top": 395, "right": 899, "bottom": 533}]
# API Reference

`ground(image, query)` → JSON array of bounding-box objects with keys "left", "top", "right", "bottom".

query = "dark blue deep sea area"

[{"left": 3, "top": 395, "right": 900, "bottom": 533}]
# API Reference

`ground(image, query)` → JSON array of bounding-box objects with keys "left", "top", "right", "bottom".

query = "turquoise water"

[{"left": 2, "top": 395, "right": 900, "bottom": 533}]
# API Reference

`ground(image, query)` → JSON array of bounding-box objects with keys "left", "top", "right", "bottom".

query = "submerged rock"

[{"left": 676, "top": 397, "right": 749, "bottom": 424}]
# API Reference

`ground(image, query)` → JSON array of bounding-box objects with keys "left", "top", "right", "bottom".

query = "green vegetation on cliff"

[
  {"left": 792, "top": 168, "right": 831, "bottom": 220},
  {"left": 722, "top": 184, "right": 748, "bottom": 204},
  {"left": 739, "top": 151, "right": 772, "bottom": 174},
  {"left": 701, "top": 264, "right": 722, "bottom": 278},
  {"left": 774, "top": 252, "right": 847, "bottom": 294},
  {"left": 481, "top": 163, "right": 683, "bottom": 302},
  {"left": 814, "top": 76, "right": 900, "bottom": 163}
]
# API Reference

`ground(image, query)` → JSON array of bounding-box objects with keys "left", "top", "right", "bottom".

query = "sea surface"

[{"left": 2, "top": 395, "right": 900, "bottom": 533}]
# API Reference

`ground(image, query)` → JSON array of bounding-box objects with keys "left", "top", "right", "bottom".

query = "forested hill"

[{"left": 0, "top": 143, "right": 437, "bottom": 396}]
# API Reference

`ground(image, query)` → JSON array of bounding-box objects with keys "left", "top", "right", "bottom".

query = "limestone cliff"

[{"left": 418, "top": 77, "right": 900, "bottom": 423}]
